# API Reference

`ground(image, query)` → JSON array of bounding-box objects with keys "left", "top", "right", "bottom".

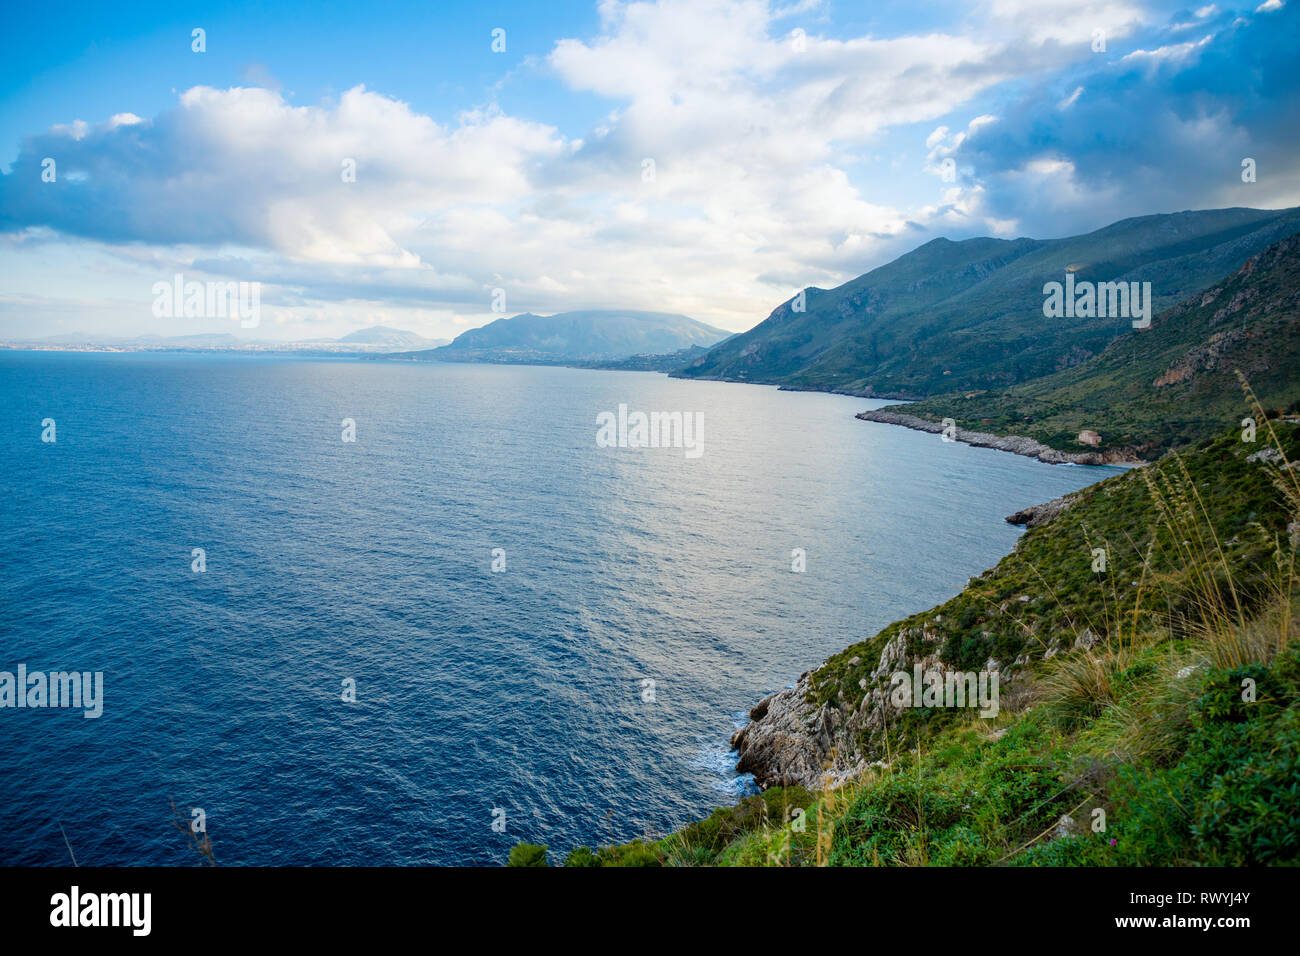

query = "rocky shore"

[
  {"left": 730, "top": 473, "right": 1119, "bottom": 791},
  {"left": 854, "top": 408, "right": 1147, "bottom": 466},
  {"left": 1004, "top": 491, "right": 1083, "bottom": 528},
  {"left": 730, "top": 618, "right": 956, "bottom": 791},
  {"left": 725, "top": 404, "right": 1145, "bottom": 793}
]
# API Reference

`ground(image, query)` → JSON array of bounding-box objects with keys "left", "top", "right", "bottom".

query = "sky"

[{"left": 0, "top": 0, "right": 1297, "bottom": 341}]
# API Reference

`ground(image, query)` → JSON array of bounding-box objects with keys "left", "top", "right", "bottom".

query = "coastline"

[
  {"left": 854, "top": 408, "right": 1149, "bottom": 467},
  {"left": 726, "top": 483, "right": 1105, "bottom": 793},
  {"left": 665, "top": 369, "right": 924, "bottom": 402},
  {"left": 728, "top": 409, "right": 1142, "bottom": 793}
]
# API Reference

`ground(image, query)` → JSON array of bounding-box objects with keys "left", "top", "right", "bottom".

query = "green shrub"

[
  {"left": 506, "top": 843, "right": 549, "bottom": 867},
  {"left": 596, "top": 839, "right": 663, "bottom": 867},
  {"left": 563, "top": 846, "right": 600, "bottom": 867}
]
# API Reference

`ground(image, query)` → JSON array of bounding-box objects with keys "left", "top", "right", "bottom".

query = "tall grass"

[
  {"left": 580, "top": 382, "right": 1299, "bottom": 867},
  {"left": 1046, "top": 379, "right": 1298, "bottom": 765}
]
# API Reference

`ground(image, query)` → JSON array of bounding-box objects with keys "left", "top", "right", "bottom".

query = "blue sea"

[{"left": 0, "top": 352, "right": 1119, "bottom": 865}]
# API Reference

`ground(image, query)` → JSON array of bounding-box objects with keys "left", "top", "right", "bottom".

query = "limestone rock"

[{"left": 856, "top": 409, "right": 1147, "bottom": 466}]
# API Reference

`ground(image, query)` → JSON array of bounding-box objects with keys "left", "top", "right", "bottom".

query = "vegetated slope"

[
  {"left": 880, "top": 232, "right": 1300, "bottom": 458},
  {"left": 393, "top": 310, "right": 731, "bottom": 363},
  {"left": 573, "top": 342, "right": 736, "bottom": 372},
  {"left": 515, "top": 417, "right": 1300, "bottom": 866},
  {"left": 677, "top": 206, "right": 1300, "bottom": 398}
]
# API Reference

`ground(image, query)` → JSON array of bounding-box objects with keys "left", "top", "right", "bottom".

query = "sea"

[{"left": 0, "top": 351, "right": 1119, "bottom": 865}]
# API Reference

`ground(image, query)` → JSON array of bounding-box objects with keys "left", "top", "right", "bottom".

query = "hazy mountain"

[
  {"left": 336, "top": 325, "right": 448, "bottom": 348},
  {"left": 677, "top": 206, "right": 1300, "bottom": 398},
  {"left": 871, "top": 231, "right": 1300, "bottom": 458},
  {"left": 31, "top": 331, "right": 116, "bottom": 346},
  {"left": 394, "top": 310, "right": 731, "bottom": 363},
  {"left": 8, "top": 325, "right": 447, "bottom": 352},
  {"left": 575, "top": 342, "right": 735, "bottom": 372},
  {"left": 130, "top": 333, "right": 243, "bottom": 346}
]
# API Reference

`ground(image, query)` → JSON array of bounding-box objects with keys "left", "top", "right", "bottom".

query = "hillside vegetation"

[
  {"left": 511, "top": 406, "right": 1300, "bottom": 866},
  {"left": 886, "top": 233, "right": 1300, "bottom": 458},
  {"left": 677, "top": 206, "right": 1300, "bottom": 398},
  {"left": 392, "top": 310, "right": 730, "bottom": 363},
  {"left": 502, "top": 215, "right": 1300, "bottom": 868}
]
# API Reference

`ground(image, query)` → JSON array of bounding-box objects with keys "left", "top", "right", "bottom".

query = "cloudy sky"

[{"left": 0, "top": 0, "right": 1296, "bottom": 341}]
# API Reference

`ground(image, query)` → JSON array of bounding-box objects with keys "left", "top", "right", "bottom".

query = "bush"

[
  {"left": 596, "top": 839, "right": 662, "bottom": 867},
  {"left": 1193, "top": 664, "right": 1277, "bottom": 724},
  {"left": 562, "top": 846, "right": 600, "bottom": 867},
  {"left": 1082, "top": 649, "right": 1300, "bottom": 865},
  {"left": 506, "top": 842, "right": 549, "bottom": 867},
  {"left": 673, "top": 787, "right": 812, "bottom": 859}
]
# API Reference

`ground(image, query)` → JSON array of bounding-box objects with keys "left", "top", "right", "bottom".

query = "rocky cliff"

[{"left": 855, "top": 409, "right": 1147, "bottom": 466}]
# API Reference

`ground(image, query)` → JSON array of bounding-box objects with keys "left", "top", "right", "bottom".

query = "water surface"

[{"left": 0, "top": 353, "right": 1118, "bottom": 864}]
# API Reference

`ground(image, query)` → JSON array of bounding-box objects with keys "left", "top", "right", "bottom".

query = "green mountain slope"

[
  {"left": 573, "top": 342, "right": 732, "bottom": 372},
  {"left": 883, "top": 231, "right": 1300, "bottom": 457},
  {"left": 519, "top": 419, "right": 1300, "bottom": 866},
  {"left": 677, "top": 206, "right": 1300, "bottom": 398},
  {"left": 501, "top": 218, "right": 1300, "bottom": 869},
  {"left": 394, "top": 310, "right": 730, "bottom": 363}
]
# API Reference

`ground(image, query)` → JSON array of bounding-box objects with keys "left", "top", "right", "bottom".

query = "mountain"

[
  {"left": 573, "top": 342, "right": 734, "bottom": 372},
  {"left": 336, "top": 325, "right": 447, "bottom": 348},
  {"left": 391, "top": 310, "right": 731, "bottom": 364},
  {"left": 21, "top": 331, "right": 244, "bottom": 347},
  {"left": 6, "top": 326, "right": 447, "bottom": 352},
  {"left": 31, "top": 331, "right": 125, "bottom": 346},
  {"left": 677, "top": 206, "right": 1300, "bottom": 398},
  {"left": 130, "top": 333, "right": 243, "bottom": 346},
  {"left": 870, "top": 231, "right": 1300, "bottom": 459}
]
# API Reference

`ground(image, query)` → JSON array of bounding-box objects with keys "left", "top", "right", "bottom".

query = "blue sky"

[
  {"left": 1, "top": 0, "right": 1296, "bottom": 340},
  {"left": 0, "top": 2, "right": 611, "bottom": 160}
]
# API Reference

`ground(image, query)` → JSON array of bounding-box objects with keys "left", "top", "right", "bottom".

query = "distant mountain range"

[
  {"left": 866, "top": 230, "right": 1300, "bottom": 459},
  {"left": 334, "top": 326, "right": 449, "bottom": 348},
  {"left": 15, "top": 205, "right": 1299, "bottom": 455},
  {"left": 574, "top": 343, "right": 731, "bottom": 373},
  {"left": 676, "top": 206, "right": 1300, "bottom": 398},
  {"left": 5, "top": 325, "right": 450, "bottom": 353},
  {"left": 386, "top": 310, "right": 732, "bottom": 364}
]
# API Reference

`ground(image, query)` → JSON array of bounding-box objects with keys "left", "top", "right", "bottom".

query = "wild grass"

[{"left": 521, "top": 390, "right": 1300, "bottom": 866}]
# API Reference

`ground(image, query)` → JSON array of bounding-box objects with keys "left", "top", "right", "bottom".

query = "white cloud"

[
  {"left": 11, "top": 0, "right": 1269, "bottom": 341},
  {"left": 984, "top": 0, "right": 1146, "bottom": 44},
  {"left": 1058, "top": 86, "right": 1085, "bottom": 110}
]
